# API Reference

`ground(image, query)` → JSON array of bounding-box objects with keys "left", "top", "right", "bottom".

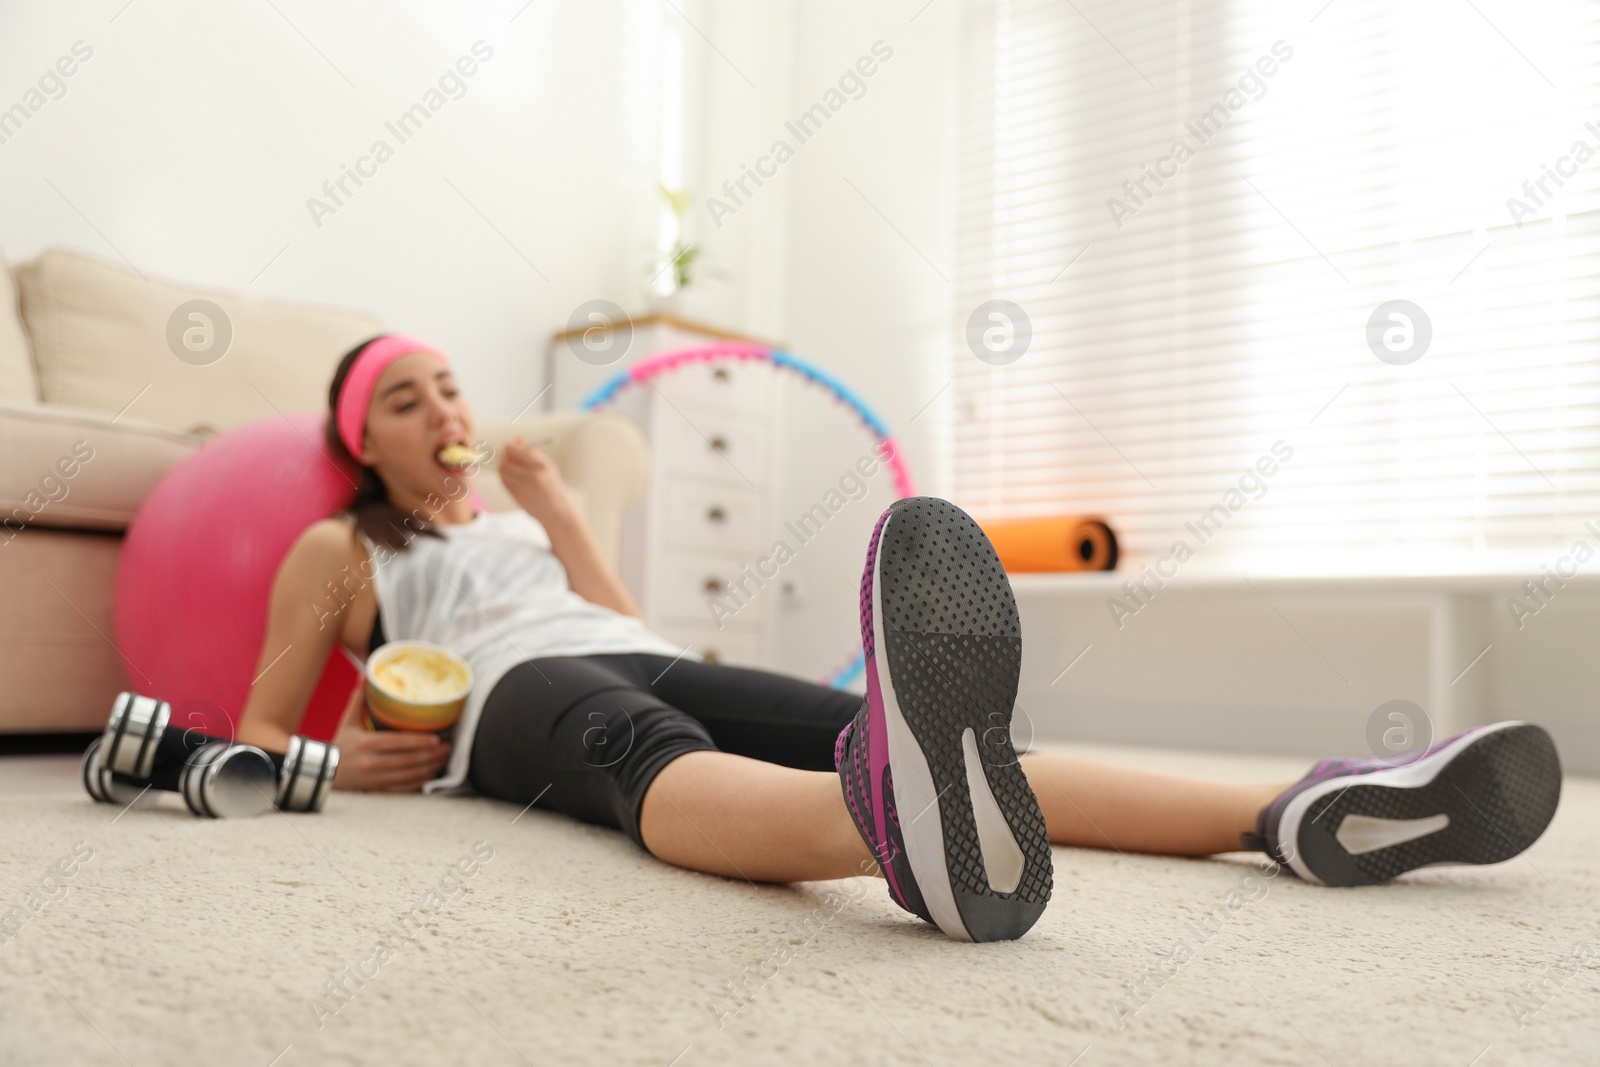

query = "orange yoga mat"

[{"left": 979, "top": 516, "right": 1119, "bottom": 573}]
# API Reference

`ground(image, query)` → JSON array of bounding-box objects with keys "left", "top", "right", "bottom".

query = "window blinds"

[{"left": 954, "top": 0, "right": 1600, "bottom": 574}]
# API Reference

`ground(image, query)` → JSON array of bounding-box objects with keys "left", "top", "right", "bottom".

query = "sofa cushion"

[
  {"left": 0, "top": 402, "right": 203, "bottom": 535},
  {"left": 14, "top": 249, "right": 381, "bottom": 436},
  {"left": 0, "top": 249, "right": 38, "bottom": 406}
]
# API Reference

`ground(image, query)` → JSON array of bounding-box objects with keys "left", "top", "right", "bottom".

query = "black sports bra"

[{"left": 369, "top": 611, "right": 386, "bottom": 655}]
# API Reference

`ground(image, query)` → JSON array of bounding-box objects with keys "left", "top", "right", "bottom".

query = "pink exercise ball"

[{"left": 114, "top": 412, "right": 360, "bottom": 742}]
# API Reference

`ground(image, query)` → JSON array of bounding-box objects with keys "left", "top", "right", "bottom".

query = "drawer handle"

[
  {"left": 712, "top": 366, "right": 731, "bottom": 382},
  {"left": 706, "top": 505, "right": 727, "bottom": 524},
  {"left": 709, "top": 435, "right": 728, "bottom": 453},
  {"left": 702, "top": 577, "right": 724, "bottom": 594},
  {"left": 702, "top": 648, "right": 722, "bottom": 664}
]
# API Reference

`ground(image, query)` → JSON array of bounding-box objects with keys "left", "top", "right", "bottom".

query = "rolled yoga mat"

[{"left": 979, "top": 516, "right": 1119, "bottom": 573}]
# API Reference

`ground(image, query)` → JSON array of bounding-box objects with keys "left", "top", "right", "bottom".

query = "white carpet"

[{"left": 2, "top": 742, "right": 1596, "bottom": 1067}]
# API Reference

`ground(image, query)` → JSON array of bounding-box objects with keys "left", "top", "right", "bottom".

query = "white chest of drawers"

[{"left": 546, "top": 315, "right": 783, "bottom": 667}]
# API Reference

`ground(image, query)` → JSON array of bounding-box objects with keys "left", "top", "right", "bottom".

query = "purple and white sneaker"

[
  {"left": 835, "top": 497, "right": 1053, "bottom": 942},
  {"left": 1244, "top": 721, "right": 1561, "bottom": 886},
  {"left": 835, "top": 703, "right": 934, "bottom": 927}
]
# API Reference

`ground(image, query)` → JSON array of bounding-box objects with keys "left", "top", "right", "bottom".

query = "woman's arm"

[
  {"left": 542, "top": 508, "right": 642, "bottom": 618},
  {"left": 236, "top": 519, "right": 451, "bottom": 791},
  {"left": 235, "top": 519, "right": 356, "bottom": 752},
  {"left": 498, "top": 436, "right": 642, "bottom": 618}
]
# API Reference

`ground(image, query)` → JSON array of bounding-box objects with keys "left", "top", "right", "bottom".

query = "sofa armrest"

[
  {"left": 0, "top": 403, "right": 204, "bottom": 536},
  {"left": 470, "top": 410, "right": 651, "bottom": 568}
]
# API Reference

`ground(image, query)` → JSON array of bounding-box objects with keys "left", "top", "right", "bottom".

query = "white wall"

[
  {"left": 0, "top": 0, "right": 676, "bottom": 421},
  {"left": 686, "top": 0, "right": 959, "bottom": 684},
  {"left": 775, "top": 2, "right": 958, "bottom": 684}
]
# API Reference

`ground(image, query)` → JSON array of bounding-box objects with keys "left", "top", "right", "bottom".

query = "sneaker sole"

[
  {"left": 1279, "top": 721, "right": 1562, "bottom": 886},
  {"left": 868, "top": 498, "right": 1052, "bottom": 941}
]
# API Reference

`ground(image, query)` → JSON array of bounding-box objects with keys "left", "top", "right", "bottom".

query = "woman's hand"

[
  {"left": 500, "top": 433, "right": 642, "bottom": 617},
  {"left": 499, "top": 436, "right": 580, "bottom": 530},
  {"left": 331, "top": 683, "right": 452, "bottom": 792}
]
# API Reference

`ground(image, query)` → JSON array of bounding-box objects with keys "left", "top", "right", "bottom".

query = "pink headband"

[{"left": 335, "top": 334, "right": 448, "bottom": 460}]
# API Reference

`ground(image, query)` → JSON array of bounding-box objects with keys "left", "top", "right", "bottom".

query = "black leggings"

[{"left": 467, "top": 654, "right": 861, "bottom": 850}]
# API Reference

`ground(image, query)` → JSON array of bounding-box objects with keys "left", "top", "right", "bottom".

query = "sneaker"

[
  {"left": 836, "top": 496, "right": 1053, "bottom": 941},
  {"left": 835, "top": 704, "right": 933, "bottom": 926},
  {"left": 1244, "top": 721, "right": 1562, "bottom": 886}
]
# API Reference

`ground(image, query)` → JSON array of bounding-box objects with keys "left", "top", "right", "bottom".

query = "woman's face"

[{"left": 358, "top": 350, "right": 477, "bottom": 493}]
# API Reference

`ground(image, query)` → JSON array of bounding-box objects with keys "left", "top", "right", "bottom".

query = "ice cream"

[
  {"left": 437, "top": 442, "right": 479, "bottom": 468},
  {"left": 371, "top": 646, "right": 470, "bottom": 703},
  {"left": 364, "top": 641, "right": 473, "bottom": 734}
]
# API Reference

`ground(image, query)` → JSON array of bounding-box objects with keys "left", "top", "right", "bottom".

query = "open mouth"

[{"left": 436, "top": 441, "right": 479, "bottom": 469}]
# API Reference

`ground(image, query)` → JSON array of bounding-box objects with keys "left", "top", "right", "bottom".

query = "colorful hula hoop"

[{"left": 579, "top": 343, "right": 914, "bottom": 689}]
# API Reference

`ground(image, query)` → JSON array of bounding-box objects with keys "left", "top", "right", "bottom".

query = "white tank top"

[{"left": 354, "top": 508, "right": 693, "bottom": 794}]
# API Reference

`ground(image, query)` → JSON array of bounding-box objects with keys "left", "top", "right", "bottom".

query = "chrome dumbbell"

[
  {"left": 102, "top": 694, "right": 275, "bottom": 815},
  {"left": 178, "top": 740, "right": 281, "bottom": 818},
  {"left": 80, "top": 736, "right": 159, "bottom": 809},
  {"left": 83, "top": 692, "right": 340, "bottom": 817},
  {"left": 82, "top": 731, "right": 278, "bottom": 817},
  {"left": 272, "top": 734, "right": 340, "bottom": 813}
]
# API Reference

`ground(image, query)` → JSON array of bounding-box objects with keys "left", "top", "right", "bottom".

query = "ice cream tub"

[{"left": 363, "top": 640, "right": 473, "bottom": 737}]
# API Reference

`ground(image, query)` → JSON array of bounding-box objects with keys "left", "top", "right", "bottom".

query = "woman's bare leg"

[
  {"left": 1021, "top": 751, "right": 1293, "bottom": 856},
  {"left": 636, "top": 747, "right": 1297, "bottom": 884},
  {"left": 638, "top": 750, "right": 874, "bottom": 883}
]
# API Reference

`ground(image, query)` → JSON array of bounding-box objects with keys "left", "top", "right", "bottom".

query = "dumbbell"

[
  {"left": 81, "top": 733, "right": 279, "bottom": 817},
  {"left": 84, "top": 693, "right": 274, "bottom": 815},
  {"left": 86, "top": 692, "right": 339, "bottom": 816},
  {"left": 79, "top": 736, "right": 160, "bottom": 810},
  {"left": 83, "top": 692, "right": 340, "bottom": 817}
]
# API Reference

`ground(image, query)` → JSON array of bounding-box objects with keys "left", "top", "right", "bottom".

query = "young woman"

[{"left": 237, "top": 334, "right": 1564, "bottom": 943}]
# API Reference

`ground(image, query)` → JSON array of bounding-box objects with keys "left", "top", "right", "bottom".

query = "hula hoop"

[{"left": 579, "top": 343, "right": 914, "bottom": 689}]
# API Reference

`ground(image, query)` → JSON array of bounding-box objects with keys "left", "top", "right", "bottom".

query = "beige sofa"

[{"left": 0, "top": 248, "right": 650, "bottom": 735}]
